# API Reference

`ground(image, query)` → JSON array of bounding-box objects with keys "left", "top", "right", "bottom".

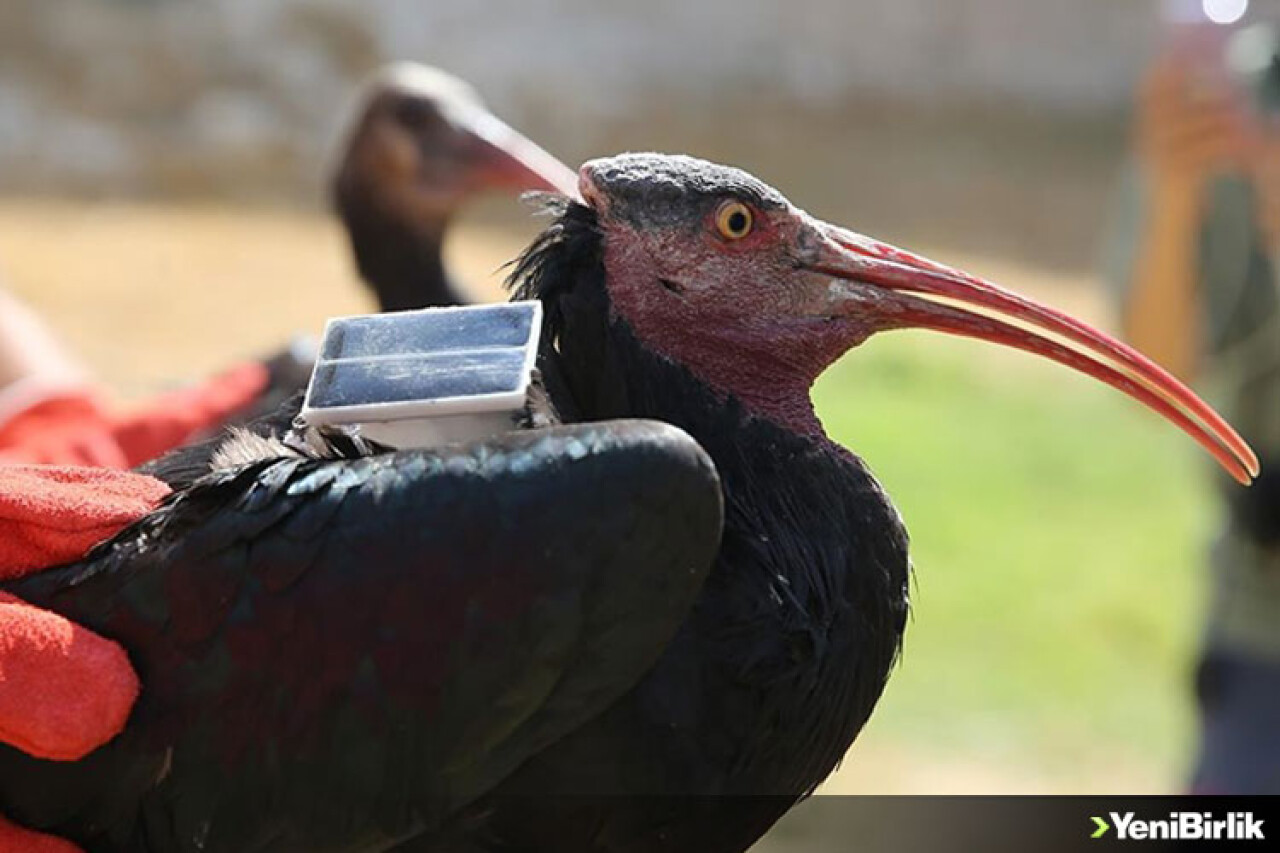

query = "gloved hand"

[
  {"left": 0, "top": 361, "right": 269, "bottom": 469},
  {"left": 0, "top": 465, "right": 169, "bottom": 851}
]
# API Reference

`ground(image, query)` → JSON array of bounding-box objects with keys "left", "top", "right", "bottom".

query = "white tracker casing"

[{"left": 299, "top": 301, "right": 543, "bottom": 449}]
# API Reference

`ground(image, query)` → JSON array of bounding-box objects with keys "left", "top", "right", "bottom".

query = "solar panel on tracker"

[{"left": 299, "top": 301, "right": 543, "bottom": 448}]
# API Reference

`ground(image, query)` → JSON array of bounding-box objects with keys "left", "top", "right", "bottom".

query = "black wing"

[{"left": 0, "top": 420, "right": 722, "bottom": 853}]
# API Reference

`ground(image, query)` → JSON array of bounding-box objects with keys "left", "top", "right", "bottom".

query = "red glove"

[
  {"left": 0, "top": 465, "right": 170, "bottom": 579},
  {"left": 108, "top": 361, "right": 269, "bottom": 467},
  {"left": 0, "top": 465, "right": 169, "bottom": 852},
  {"left": 0, "top": 361, "right": 269, "bottom": 469},
  {"left": 0, "top": 394, "right": 128, "bottom": 468}
]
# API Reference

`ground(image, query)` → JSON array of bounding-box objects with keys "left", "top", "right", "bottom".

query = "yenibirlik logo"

[{"left": 1090, "top": 811, "right": 1265, "bottom": 841}]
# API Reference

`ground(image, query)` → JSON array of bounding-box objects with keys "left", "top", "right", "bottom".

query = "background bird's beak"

[
  {"left": 802, "top": 218, "right": 1259, "bottom": 485},
  {"left": 460, "top": 109, "right": 581, "bottom": 199}
]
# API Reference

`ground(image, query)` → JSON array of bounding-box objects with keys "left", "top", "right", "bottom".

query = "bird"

[
  {"left": 332, "top": 63, "right": 579, "bottom": 312},
  {"left": 0, "top": 154, "right": 1257, "bottom": 853}
]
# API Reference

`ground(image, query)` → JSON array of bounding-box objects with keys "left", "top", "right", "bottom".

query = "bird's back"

[{"left": 0, "top": 422, "right": 723, "bottom": 852}]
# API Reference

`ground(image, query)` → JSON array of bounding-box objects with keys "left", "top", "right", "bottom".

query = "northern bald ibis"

[
  {"left": 332, "top": 63, "right": 578, "bottom": 311},
  {"left": 0, "top": 155, "right": 1256, "bottom": 852}
]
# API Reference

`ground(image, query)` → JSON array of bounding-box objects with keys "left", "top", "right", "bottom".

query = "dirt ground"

[{"left": 0, "top": 196, "right": 1131, "bottom": 796}]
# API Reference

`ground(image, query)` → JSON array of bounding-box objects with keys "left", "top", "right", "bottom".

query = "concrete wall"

[
  {"left": 9, "top": 0, "right": 1279, "bottom": 267},
  {"left": 0, "top": 0, "right": 1169, "bottom": 197}
]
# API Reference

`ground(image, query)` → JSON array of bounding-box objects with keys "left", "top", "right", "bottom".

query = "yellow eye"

[{"left": 715, "top": 201, "right": 754, "bottom": 240}]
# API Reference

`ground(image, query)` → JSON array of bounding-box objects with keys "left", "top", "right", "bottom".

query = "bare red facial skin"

[
  {"left": 579, "top": 157, "right": 1258, "bottom": 485},
  {"left": 592, "top": 193, "right": 865, "bottom": 437}
]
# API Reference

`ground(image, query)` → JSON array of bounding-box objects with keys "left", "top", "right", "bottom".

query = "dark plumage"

[
  {"left": 0, "top": 153, "right": 1256, "bottom": 853},
  {"left": 2, "top": 424, "right": 722, "bottom": 851}
]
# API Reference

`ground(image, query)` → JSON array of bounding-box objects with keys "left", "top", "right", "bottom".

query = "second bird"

[{"left": 332, "top": 63, "right": 578, "bottom": 311}]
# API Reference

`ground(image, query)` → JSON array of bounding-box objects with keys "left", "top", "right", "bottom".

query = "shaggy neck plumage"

[{"left": 341, "top": 200, "right": 461, "bottom": 312}]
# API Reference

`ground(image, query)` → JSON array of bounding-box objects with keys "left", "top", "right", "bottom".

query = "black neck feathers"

[{"left": 338, "top": 196, "right": 462, "bottom": 312}]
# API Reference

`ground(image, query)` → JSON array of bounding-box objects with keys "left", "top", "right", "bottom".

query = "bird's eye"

[{"left": 715, "top": 201, "right": 754, "bottom": 241}]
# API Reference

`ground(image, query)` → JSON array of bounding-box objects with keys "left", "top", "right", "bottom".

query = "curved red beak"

[
  {"left": 804, "top": 220, "right": 1259, "bottom": 485},
  {"left": 460, "top": 109, "right": 580, "bottom": 200}
]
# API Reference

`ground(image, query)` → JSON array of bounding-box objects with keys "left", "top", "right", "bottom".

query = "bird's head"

[
  {"left": 577, "top": 153, "right": 1257, "bottom": 484},
  {"left": 333, "top": 63, "right": 577, "bottom": 229}
]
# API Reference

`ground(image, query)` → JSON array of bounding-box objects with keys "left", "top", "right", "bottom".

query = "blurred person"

[{"left": 1106, "top": 21, "right": 1280, "bottom": 794}]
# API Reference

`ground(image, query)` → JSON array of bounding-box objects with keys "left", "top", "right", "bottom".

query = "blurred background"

[{"left": 1, "top": 0, "right": 1269, "bottom": 808}]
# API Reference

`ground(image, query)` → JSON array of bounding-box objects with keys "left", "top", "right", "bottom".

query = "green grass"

[{"left": 811, "top": 332, "right": 1217, "bottom": 789}]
